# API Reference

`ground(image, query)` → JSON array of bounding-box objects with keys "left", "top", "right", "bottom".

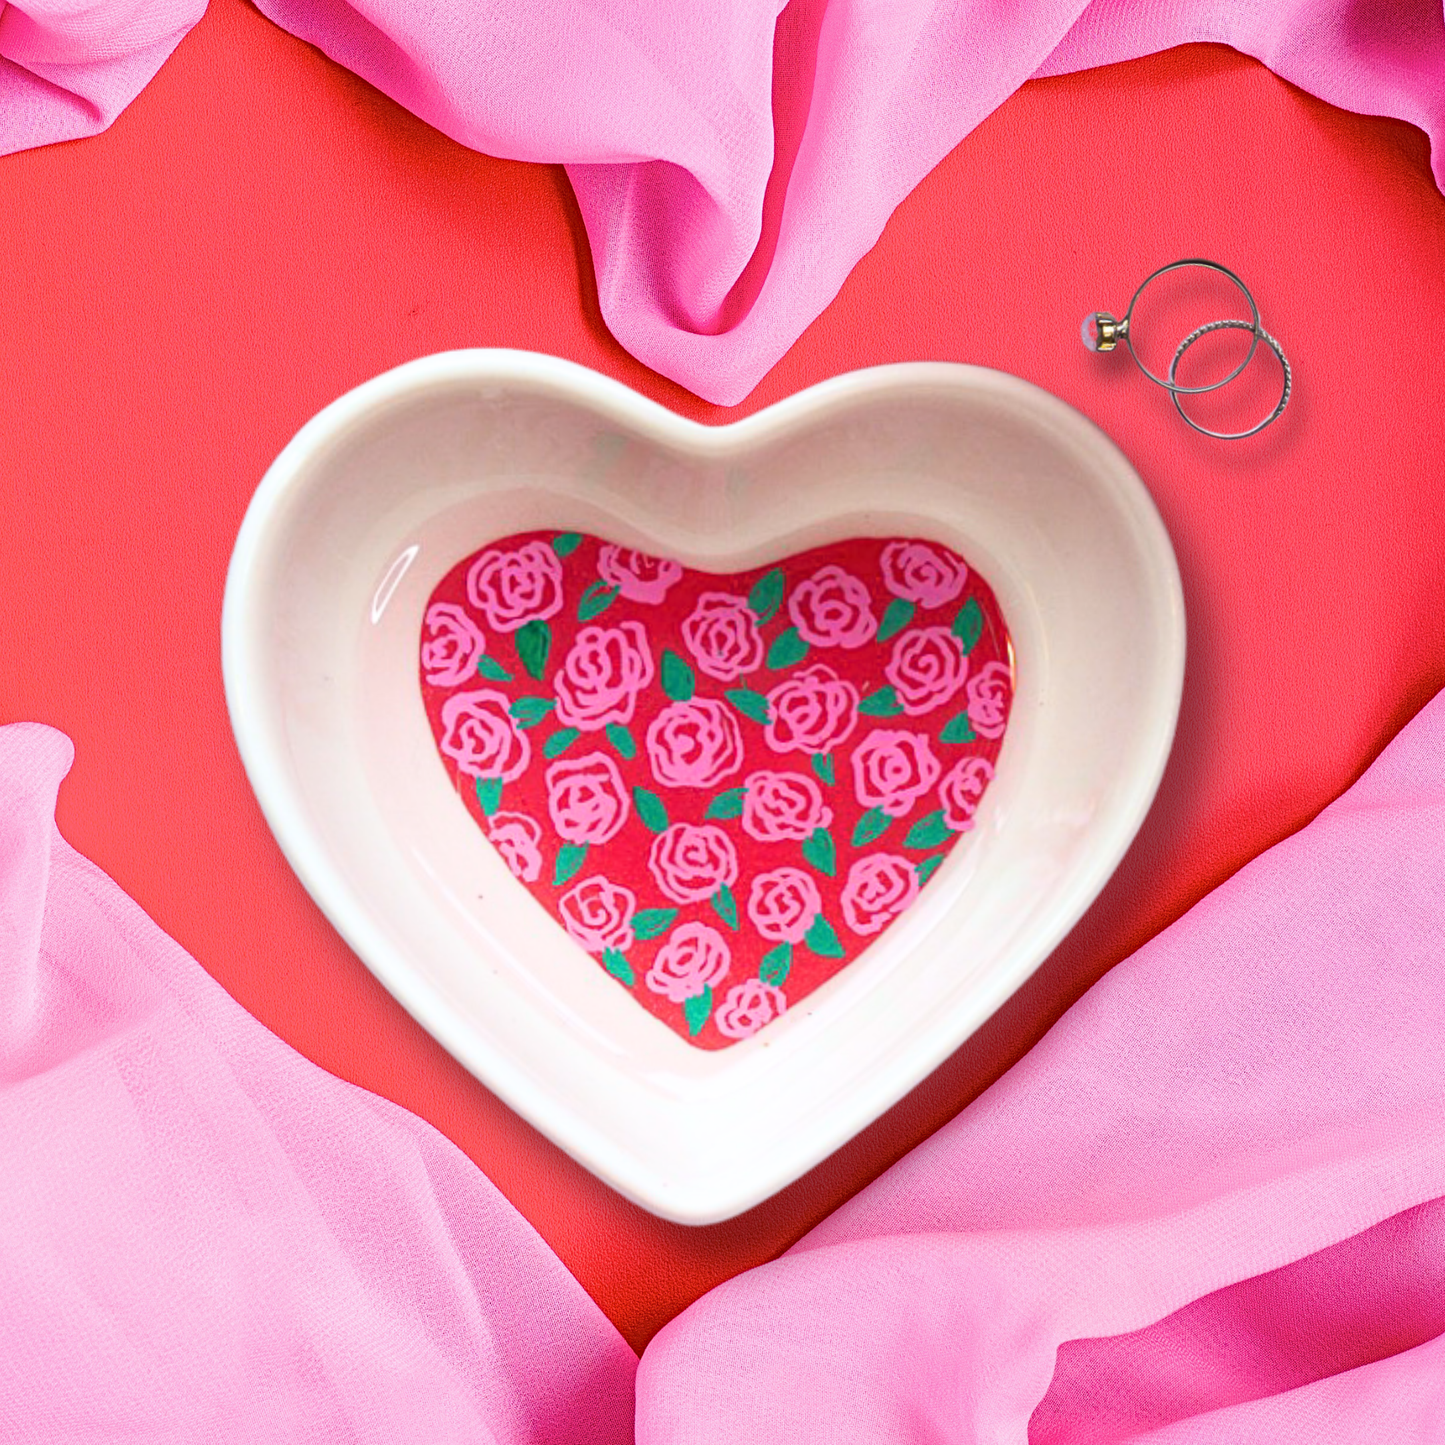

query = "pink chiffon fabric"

[
  {"left": 7, "top": 679, "right": 1445, "bottom": 1436},
  {"left": 0, "top": 723, "right": 636, "bottom": 1443},
  {"left": 641, "top": 687, "right": 1445, "bottom": 1442},
  {"left": 3, "top": 0, "right": 1443, "bottom": 403}
]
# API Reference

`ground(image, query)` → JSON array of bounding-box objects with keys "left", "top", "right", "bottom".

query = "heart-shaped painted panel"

[{"left": 421, "top": 531, "right": 1013, "bottom": 1049}]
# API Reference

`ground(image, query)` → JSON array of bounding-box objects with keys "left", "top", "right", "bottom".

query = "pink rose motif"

[
  {"left": 439, "top": 690, "right": 530, "bottom": 780},
  {"left": 597, "top": 545, "right": 683, "bottom": 605},
  {"left": 681, "top": 592, "right": 764, "bottom": 682},
  {"left": 420, "top": 602, "right": 486, "bottom": 687},
  {"left": 646, "top": 699, "right": 744, "bottom": 789},
  {"left": 880, "top": 541, "right": 969, "bottom": 608},
  {"left": 546, "top": 752, "right": 631, "bottom": 846},
  {"left": 648, "top": 823, "right": 739, "bottom": 905},
  {"left": 787, "top": 564, "right": 877, "bottom": 649},
  {"left": 486, "top": 811, "right": 543, "bottom": 883},
  {"left": 553, "top": 621, "right": 655, "bottom": 731},
  {"left": 840, "top": 854, "right": 920, "bottom": 937},
  {"left": 558, "top": 876, "right": 636, "bottom": 955},
  {"left": 645, "top": 922, "right": 732, "bottom": 1003},
  {"left": 883, "top": 627, "right": 969, "bottom": 716},
  {"left": 764, "top": 664, "right": 860, "bottom": 756},
  {"left": 466, "top": 541, "right": 564, "bottom": 633},
  {"left": 746, "top": 867, "right": 822, "bottom": 945},
  {"left": 740, "top": 771, "right": 833, "bottom": 844},
  {"left": 966, "top": 660, "right": 1013, "bottom": 740},
  {"left": 714, "top": 979, "right": 788, "bottom": 1040},
  {"left": 939, "top": 756, "right": 995, "bottom": 832},
  {"left": 851, "top": 730, "right": 941, "bottom": 817}
]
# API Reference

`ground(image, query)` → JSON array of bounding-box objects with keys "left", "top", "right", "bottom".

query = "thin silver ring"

[
  {"left": 1169, "top": 319, "right": 1291, "bottom": 440},
  {"left": 1124, "top": 259, "right": 1261, "bottom": 395}
]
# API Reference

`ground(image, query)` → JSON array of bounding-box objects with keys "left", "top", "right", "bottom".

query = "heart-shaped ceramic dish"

[{"left": 222, "top": 351, "right": 1184, "bottom": 1224}]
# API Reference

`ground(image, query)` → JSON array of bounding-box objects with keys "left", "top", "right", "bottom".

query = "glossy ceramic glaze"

[{"left": 222, "top": 351, "right": 1184, "bottom": 1223}]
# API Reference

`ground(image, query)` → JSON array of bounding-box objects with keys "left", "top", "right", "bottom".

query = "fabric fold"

[
  {"left": 636, "top": 686, "right": 1445, "bottom": 1442},
  {"left": 4, "top": 0, "right": 1444, "bottom": 402},
  {"left": 0, "top": 720, "right": 636, "bottom": 1443}
]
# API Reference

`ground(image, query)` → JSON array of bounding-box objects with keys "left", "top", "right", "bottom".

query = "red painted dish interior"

[{"left": 420, "top": 531, "right": 1014, "bottom": 1049}]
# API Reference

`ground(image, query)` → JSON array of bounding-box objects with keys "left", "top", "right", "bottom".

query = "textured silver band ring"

[{"left": 1168, "top": 319, "right": 1291, "bottom": 440}]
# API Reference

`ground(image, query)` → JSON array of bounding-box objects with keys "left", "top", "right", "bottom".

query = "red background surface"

[{"left": 2, "top": 0, "right": 1443, "bottom": 1353}]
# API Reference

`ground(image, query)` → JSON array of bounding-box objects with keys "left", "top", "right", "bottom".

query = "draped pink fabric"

[
  {"left": 638, "top": 687, "right": 1445, "bottom": 1441},
  {"left": 3, "top": 0, "right": 1442, "bottom": 402},
  {"left": 0, "top": 722, "right": 636, "bottom": 1443},
  {"left": 7, "top": 684, "right": 1445, "bottom": 1436}
]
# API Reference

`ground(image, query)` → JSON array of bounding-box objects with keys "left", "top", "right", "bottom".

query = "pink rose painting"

[
  {"left": 939, "top": 756, "right": 994, "bottom": 832},
  {"left": 546, "top": 752, "right": 631, "bottom": 846},
  {"left": 881, "top": 540, "right": 968, "bottom": 608},
  {"left": 741, "top": 771, "right": 832, "bottom": 844},
  {"left": 648, "top": 823, "right": 739, "bottom": 905},
  {"left": 558, "top": 875, "right": 637, "bottom": 956},
  {"left": 421, "top": 602, "right": 486, "bottom": 687},
  {"left": 682, "top": 592, "right": 764, "bottom": 682},
  {"left": 714, "top": 980, "right": 788, "bottom": 1040},
  {"left": 646, "top": 698, "right": 744, "bottom": 790},
  {"left": 884, "top": 627, "right": 968, "bottom": 716},
  {"left": 764, "top": 665, "right": 859, "bottom": 756},
  {"left": 788, "top": 564, "right": 877, "bottom": 649},
  {"left": 466, "top": 540, "right": 564, "bottom": 633},
  {"left": 840, "top": 854, "right": 920, "bottom": 937},
  {"left": 438, "top": 690, "right": 530, "bottom": 781},
  {"left": 852, "top": 730, "right": 942, "bottom": 817},
  {"left": 421, "top": 530, "right": 1011, "bottom": 1048},
  {"left": 966, "top": 660, "right": 1013, "bottom": 740},
  {"left": 597, "top": 545, "right": 684, "bottom": 605},
  {"left": 554, "top": 621, "right": 654, "bottom": 731},
  {"left": 487, "top": 811, "right": 544, "bottom": 883},
  {"left": 645, "top": 922, "right": 732, "bottom": 1003}
]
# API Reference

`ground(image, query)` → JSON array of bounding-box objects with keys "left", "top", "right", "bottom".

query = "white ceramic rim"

[{"left": 222, "top": 350, "right": 1185, "bottom": 1223}]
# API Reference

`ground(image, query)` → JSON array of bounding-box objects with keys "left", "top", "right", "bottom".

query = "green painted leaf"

[
  {"left": 578, "top": 579, "right": 620, "bottom": 621},
  {"left": 851, "top": 806, "right": 891, "bottom": 847},
  {"left": 551, "top": 531, "right": 584, "bottom": 557},
  {"left": 766, "top": 626, "right": 810, "bottom": 670},
  {"left": 801, "top": 826, "right": 837, "bottom": 877},
  {"left": 747, "top": 567, "right": 786, "bottom": 624},
  {"left": 682, "top": 985, "right": 713, "bottom": 1037},
  {"left": 759, "top": 942, "right": 793, "bottom": 987},
  {"left": 510, "top": 695, "right": 556, "bottom": 728},
  {"left": 810, "top": 752, "right": 836, "bottom": 786},
  {"left": 633, "top": 787, "right": 670, "bottom": 833},
  {"left": 804, "top": 913, "right": 845, "bottom": 959},
  {"left": 940, "top": 710, "right": 977, "bottom": 744},
  {"left": 553, "top": 842, "right": 587, "bottom": 886},
  {"left": 544, "top": 727, "right": 580, "bottom": 759},
  {"left": 660, "top": 649, "right": 696, "bottom": 702},
  {"left": 474, "top": 775, "right": 503, "bottom": 816},
  {"left": 904, "top": 810, "right": 953, "bottom": 850},
  {"left": 606, "top": 722, "right": 638, "bottom": 760},
  {"left": 952, "top": 597, "right": 984, "bottom": 652},
  {"left": 476, "top": 655, "right": 513, "bottom": 681},
  {"left": 704, "top": 787, "right": 747, "bottom": 821},
  {"left": 858, "top": 685, "right": 903, "bottom": 717},
  {"left": 633, "top": 907, "right": 679, "bottom": 941},
  {"left": 725, "top": 688, "right": 771, "bottom": 724},
  {"left": 916, "top": 854, "right": 946, "bottom": 885},
  {"left": 710, "top": 883, "right": 739, "bottom": 931},
  {"left": 601, "top": 947, "right": 635, "bottom": 986},
  {"left": 515, "top": 619, "right": 552, "bottom": 681},
  {"left": 876, "top": 596, "right": 915, "bottom": 643}
]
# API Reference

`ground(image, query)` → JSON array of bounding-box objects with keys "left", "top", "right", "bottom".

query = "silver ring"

[
  {"left": 1081, "top": 258, "right": 1261, "bottom": 396},
  {"left": 1168, "top": 319, "right": 1291, "bottom": 440}
]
